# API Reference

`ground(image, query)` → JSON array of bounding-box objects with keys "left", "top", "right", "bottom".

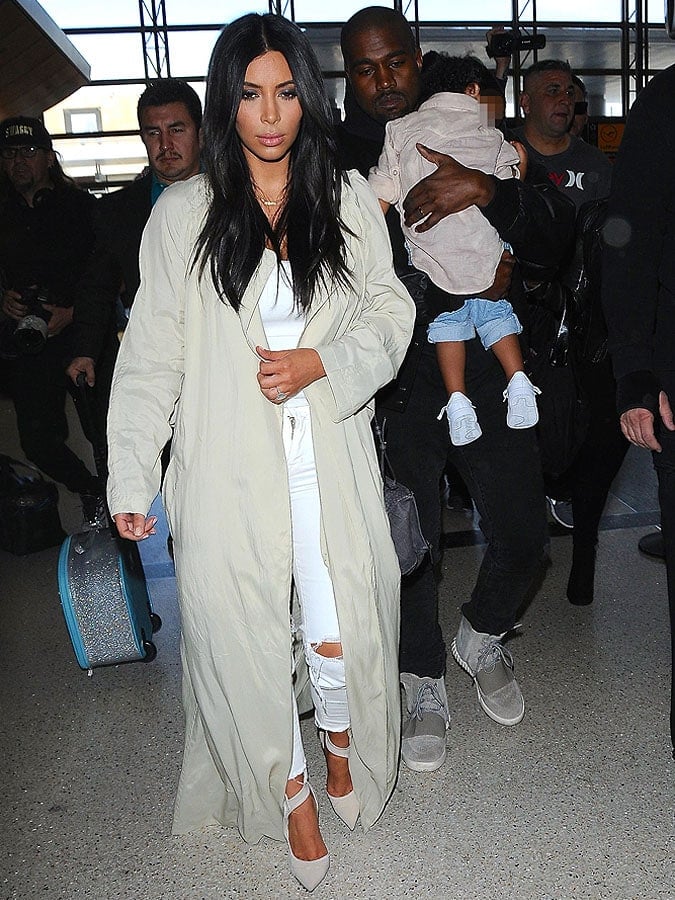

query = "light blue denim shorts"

[{"left": 427, "top": 298, "right": 522, "bottom": 350}]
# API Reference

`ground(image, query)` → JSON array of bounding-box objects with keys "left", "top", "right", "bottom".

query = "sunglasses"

[{"left": 0, "top": 146, "right": 45, "bottom": 160}]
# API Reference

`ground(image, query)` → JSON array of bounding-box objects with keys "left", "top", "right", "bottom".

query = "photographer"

[{"left": 0, "top": 117, "right": 111, "bottom": 520}]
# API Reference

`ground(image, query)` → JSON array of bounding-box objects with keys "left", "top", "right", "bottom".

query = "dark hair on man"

[
  {"left": 195, "top": 13, "right": 351, "bottom": 313},
  {"left": 522, "top": 59, "right": 573, "bottom": 92},
  {"left": 419, "top": 52, "right": 491, "bottom": 104},
  {"left": 137, "top": 78, "right": 203, "bottom": 130},
  {"left": 341, "top": 6, "right": 417, "bottom": 66}
]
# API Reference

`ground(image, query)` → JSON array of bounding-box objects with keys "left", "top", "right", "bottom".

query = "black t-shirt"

[{"left": 510, "top": 130, "right": 612, "bottom": 213}]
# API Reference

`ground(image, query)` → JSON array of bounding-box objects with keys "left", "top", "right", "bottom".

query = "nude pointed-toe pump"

[{"left": 283, "top": 781, "right": 330, "bottom": 892}]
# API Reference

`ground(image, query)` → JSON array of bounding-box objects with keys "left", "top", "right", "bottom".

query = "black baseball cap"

[{"left": 0, "top": 117, "right": 53, "bottom": 150}]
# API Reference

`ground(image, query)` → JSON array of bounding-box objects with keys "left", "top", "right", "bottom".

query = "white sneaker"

[
  {"left": 438, "top": 392, "right": 482, "bottom": 446},
  {"left": 503, "top": 372, "right": 541, "bottom": 429}
]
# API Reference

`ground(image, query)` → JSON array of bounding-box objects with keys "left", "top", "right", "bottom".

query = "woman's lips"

[{"left": 258, "top": 134, "right": 285, "bottom": 147}]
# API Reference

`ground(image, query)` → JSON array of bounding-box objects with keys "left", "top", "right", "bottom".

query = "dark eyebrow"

[
  {"left": 141, "top": 120, "right": 187, "bottom": 131},
  {"left": 242, "top": 79, "right": 296, "bottom": 89},
  {"left": 349, "top": 49, "right": 409, "bottom": 69}
]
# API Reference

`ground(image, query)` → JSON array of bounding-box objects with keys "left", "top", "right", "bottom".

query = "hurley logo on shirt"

[{"left": 547, "top": 170, "right": 587, "bottom": 190}]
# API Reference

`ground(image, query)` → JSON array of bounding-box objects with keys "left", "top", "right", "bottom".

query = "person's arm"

[
  {"left": 69, "top": 203, "right": 122, "bottom": 369},
  {"left": 486, "top": 26, "right": 512, "bottom": 84},
  {"left": 402, "top": 144, "right": 576, "bottom": 280},
  {"left": 106, "top": 187, "right": 188, "bottom": 523},
  {"left": 488, "top": 161, "right": 576, "bottom": 282},
  {"left": 367, "top": 127, "right": 401, "bottom": 217},
  {"left": 601, "top": 75, "right": 670, "bottom": 407}
]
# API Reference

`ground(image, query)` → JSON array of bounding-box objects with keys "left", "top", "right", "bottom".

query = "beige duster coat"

[{"left": 106, "top": 172, "right": 415, "bottom": 843}]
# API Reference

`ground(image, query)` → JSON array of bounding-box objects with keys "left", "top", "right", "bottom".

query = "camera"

[
  {"left": 486, "top": 30, "right": 547, "bottom": 58},
  {"left": 13, "top": 286, "right": 52, "bottom": 354}
]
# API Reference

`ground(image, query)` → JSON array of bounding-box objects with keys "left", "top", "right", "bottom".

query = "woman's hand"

[
  {"left": 256, "top": 345, "right": 325, "bottom": 404},
  {"left": 113, "top": 512, "right": 157, "bottom": 541}
]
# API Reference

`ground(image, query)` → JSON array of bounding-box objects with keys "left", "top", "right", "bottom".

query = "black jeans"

[
  {"left": 379, "top": 333, "right": 548, "bottom": 680},
  {"left": 7, "top": 330, "right": 98, "bottom": 493},
  {"left": 546, "top": 356, "right": 629, "bottom": 552},
  {"left": 569, "top": 357, "right": 629, "bottom": 551},
  {"left": 653, "top": 368, "right": 675, "bottom": 751}
]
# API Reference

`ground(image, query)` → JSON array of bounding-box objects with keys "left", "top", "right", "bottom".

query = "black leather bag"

[
  {"left": 0, "top": 454, "right": 66, "bottom": 555},
  {"left": 373, "top": 420, "right": 429, "bottom": 576},
  {"left": 526, "top": 285, "right": 590, "bottom": 479}
]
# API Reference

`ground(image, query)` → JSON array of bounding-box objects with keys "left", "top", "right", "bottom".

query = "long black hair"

[{"left": 195, "top": 13, "right": 351, "bottom": 312}]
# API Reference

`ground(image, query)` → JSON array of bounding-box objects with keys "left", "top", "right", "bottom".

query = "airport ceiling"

[
  {"left": 0, "top": 0, "right": 90, "bottom": 120},
  {"left": 304, "top": 23, "right": 675, "bottom": 75},
  {"left": 0, "top": 0, "right": 673, "bottom": 125}
]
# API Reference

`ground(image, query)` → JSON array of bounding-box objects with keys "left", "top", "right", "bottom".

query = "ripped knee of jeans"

[{"left": 306, "top": 640, "right": 349, "bottom": 732}]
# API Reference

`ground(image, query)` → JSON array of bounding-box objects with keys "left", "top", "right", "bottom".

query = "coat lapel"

[{"left": 238, "top": 250, "right": 276, "bottom": 350}]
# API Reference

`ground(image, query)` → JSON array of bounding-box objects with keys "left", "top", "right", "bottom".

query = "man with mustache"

[
  {"left": 66, "top": 79, "right": 202, "bottom": 390},
  {"left": 338, "top": 6, "right": 575, "bottom": 773}
]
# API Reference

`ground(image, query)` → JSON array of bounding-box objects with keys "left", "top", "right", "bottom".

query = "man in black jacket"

[
  {"left": 602, "top": 63, "right": 675, "bottom": 756},
  {"left": 66, "top": 79, "right": 202, "bottom": 389},
  {"left": 0, "top": 117, "right": 106, "bottom": 518},
  {"left": 340, "top": 7, "right": 575, "bottom": 772}
]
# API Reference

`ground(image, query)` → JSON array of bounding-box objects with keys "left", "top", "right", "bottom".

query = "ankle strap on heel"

[
  {"left": 283, "top": 779, "right": 312, "bottom": 816},
  {"left": 320, "top": 729, "right": 350, "bottom": 758}
]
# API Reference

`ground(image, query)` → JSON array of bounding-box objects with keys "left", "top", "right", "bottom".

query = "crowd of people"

[{"left": 1, "top": 5, "right": 672, "bottom": 893}]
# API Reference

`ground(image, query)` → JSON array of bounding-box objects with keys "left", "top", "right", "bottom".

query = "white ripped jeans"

[{"left": 282, "top": 402, "right": 350, "bottom": 780}]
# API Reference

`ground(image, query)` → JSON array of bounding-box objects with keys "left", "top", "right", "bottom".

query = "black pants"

[
  {"left": 569, "top": 357, "right": 629, "bottom": 552},
  {"left": 653, "top": 368, "right": 675, "bottom": 751},
  {"left": 379, "top": 332, "right": 548, "bottom": 679},
  {"left": 7, "top": 330, "right": 98, "bottom": 493}
]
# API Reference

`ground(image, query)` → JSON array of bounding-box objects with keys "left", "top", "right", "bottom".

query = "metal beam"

[{"left": 139, "top": 0, "right": 170, "bottom": 80}]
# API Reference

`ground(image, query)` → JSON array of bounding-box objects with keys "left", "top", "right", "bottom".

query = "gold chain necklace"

[{"left": 252, "top": 180, "right": 287, "bottom": 208}]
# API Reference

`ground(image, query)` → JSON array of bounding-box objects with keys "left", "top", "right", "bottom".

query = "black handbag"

[
  {"left": 373, "top": 420, "right": 429, "bottom": 576},
  {"left": 526, "top": 286, "right": 590, "bottom": 479},
  {"left": 0, "top": 454, "right": 66, "bottom": 555}
]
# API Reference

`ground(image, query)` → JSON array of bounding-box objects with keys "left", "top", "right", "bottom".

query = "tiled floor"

[{"left": 2, "top": 391, "right": 673, "bottom": 900}]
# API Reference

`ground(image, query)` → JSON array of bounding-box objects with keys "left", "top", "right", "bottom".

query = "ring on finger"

[{"left": 276, "top": 386, "right": 288, "bottom": 402}]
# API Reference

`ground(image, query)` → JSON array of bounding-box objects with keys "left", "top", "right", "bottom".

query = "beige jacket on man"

[{"left": 106, "top": 172, "right": 415, "bottom": 843}]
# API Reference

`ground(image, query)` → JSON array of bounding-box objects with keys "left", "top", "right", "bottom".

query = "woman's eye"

[
  {"left": 241, "top": 90, "right": 258, "bottom": 101},
  {"left": 280, "top": 89, "right": 298, "bottom": 100}
]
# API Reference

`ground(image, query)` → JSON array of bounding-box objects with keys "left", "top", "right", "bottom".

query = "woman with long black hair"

[{"left": 106, "top": 12, "right": 414, "bottom": 892}]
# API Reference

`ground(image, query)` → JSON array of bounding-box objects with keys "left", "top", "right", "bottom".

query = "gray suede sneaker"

[
  {"left": 451, "top": 616, "right": 524, "bottom": 726},
  {"left": 400, "top": 673, "right": 449, "bottom": 772}
]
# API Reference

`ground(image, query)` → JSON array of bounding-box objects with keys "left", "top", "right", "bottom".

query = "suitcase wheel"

[
  {"left": 150, "top": 612, "right": 162, "bottom": 634},
  {"left": 142, "top": 640, "right": 157, "bottom": 662}
]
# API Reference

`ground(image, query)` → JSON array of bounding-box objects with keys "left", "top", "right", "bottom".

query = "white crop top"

[{"left": 258, "top": 260, "right": 307, "bottom": 407}]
